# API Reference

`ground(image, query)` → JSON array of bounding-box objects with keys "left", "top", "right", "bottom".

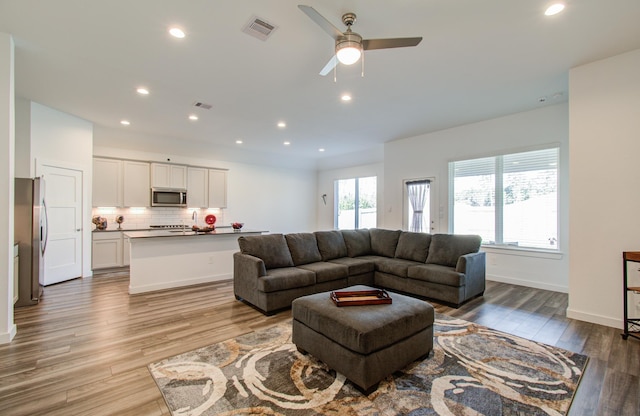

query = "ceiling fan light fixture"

[
  {"left": 336, "top": 45, "right": 361, "bottom": 65},
  {"left": 336, "top": 32, "right": 363, "bottom": 65}
]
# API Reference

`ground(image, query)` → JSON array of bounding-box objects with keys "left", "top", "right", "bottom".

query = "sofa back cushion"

[
  {"left": 314, "top": 230, "right": 348, "bottom": 261},
  {"left": 370, "top": 228, "right": 401, "bottom": 258},
  {"left": 238, "top": 234, "right": 294, "bottom": 269},
  {"left": 426, "top": 234, "right": 482, "bottom": 267},
  {"left": 341, "top": 229, "right": 372, "bottom": 257},
  {"left": 395, "top": 231, "right": 432, "bottom": 263},
  {"left": 285, "top": 233, "right": 322, "bottom": 266}
]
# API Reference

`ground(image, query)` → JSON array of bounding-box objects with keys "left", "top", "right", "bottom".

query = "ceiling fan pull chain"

[
  {"left": 361, "top": 52, "right": 365, "bottom": 77},
  {"left": 334, "top": 62, "right": 337, "bottom": 83}
]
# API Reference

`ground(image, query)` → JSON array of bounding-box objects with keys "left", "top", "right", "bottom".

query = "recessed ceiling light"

[
  {"left": 188, "top": 114, "right": 198, "bottom": 121},
  {"left": 318, "top": 148, "right": 325, "bottom": 152},
  {"left": 236, "top": 140, "right": 243, "bottom": 144},
  {"left": 136, "top": 87, "right": 149, "bottom": 95},
  {"left": 341, "top": 94, "right": 352, "bottom": 101},
  {"left": 169, "top": 27, "right": 186, "bottom": 38},
  {"left": 277, "top": 121, "right": 286, "bottom": 128},
  {"left": 283, "top": 141, "right": 291, "bottom": 146},
  {"left": 120, "top": 120, "right": 130, "bottom": 126},
  {"left": 545, "top": 3, "right": 565, "bottom": 16}
]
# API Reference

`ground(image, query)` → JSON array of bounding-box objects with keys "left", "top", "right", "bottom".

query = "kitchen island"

[{"left": 125, "top": 228, "right": 266, "bottom": 294}]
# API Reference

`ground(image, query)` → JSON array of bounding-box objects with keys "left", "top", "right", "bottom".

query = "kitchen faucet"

[{"left": 192, "top": 210, "right": 198, "bottom": 226}]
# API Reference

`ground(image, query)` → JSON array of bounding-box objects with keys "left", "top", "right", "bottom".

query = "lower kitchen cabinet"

[{"left": 92, "top": 232, "right": 125, "bottom": 270}]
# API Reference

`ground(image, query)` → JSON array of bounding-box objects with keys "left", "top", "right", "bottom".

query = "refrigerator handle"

[{"left": 41, "top": 198, "right": 49, "bottom": 255}]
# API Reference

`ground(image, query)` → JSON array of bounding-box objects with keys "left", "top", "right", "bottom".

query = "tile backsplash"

[{"left": 91, "top": 207, "right": 226, "bottom": 230}]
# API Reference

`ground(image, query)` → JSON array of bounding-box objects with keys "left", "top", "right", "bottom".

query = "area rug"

[{"left": 149, "top": 316, "right": 588, "bottom": 416}]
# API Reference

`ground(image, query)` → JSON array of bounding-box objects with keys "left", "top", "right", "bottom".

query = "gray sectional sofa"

[{"left": 233, "top": 228, "right": 485, "bottom": 315}]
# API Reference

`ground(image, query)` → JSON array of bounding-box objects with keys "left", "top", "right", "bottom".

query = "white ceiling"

[{"left": 1, "top": 0, "right": 640, "bottom": 163}]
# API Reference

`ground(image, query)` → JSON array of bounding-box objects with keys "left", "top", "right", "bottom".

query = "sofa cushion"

[
  {"left": 328, "top": 257, "right": 375, "bottom": 275},
  {"left": 238, "top": 234, "right": 294, "bottom": 269},
  {"left": 374, "top": 257, "right": 419, "bottom": 278},
  {"left": 257, "top": 267, "right": 316, "bottom": 293},
  {"left": 314, "top": 230, "right": 348, "bottom": 261},
  {"left": 408, "top": 264, "right": 465, "bottom": 287},
  {"left": 341, "top": 229, "right": 372, "bottom": 257},
  {"left": 298, "top": 262, "right": 349, "bottom": 283},
  {"left": 395, "top": 232, "right": 432, "bottom": 263},
  {"left": 285, "top": 233, "right": 322, "bottom": 266},
  {"left": 370, "top": 228, "right": 402, "bottom": 258},
  {"left": 426, "top": 234, "right": 482, "bottom": 267}
]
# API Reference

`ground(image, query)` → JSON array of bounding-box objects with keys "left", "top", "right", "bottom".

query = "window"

[
  {"left": 449, "top": 147, "right": 559, "bottom": 250},
  {"left": 335, "top": 176, "right": 377, "bottom": 229},
  {"left": 405, "top": 179, "right": 431, "bottom": 233}
]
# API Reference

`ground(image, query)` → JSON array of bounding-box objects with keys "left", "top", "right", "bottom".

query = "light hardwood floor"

[{"left": 1, "top": 272, "right": 638, "bottom": 415}]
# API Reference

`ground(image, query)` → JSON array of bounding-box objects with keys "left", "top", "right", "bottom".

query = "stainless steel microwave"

[{"left": 151, "top": 188, "right": 187, "bottom": 207}]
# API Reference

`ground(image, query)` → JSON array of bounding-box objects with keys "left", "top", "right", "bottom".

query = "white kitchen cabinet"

[
  {"left": 151, "top": 163, "right": 187, "bottom": 189},
  {"left": 93, "top": 158, "right": 122, "bottom": 207},
  {"left": 208, "top": 170, "right": 228, "bottom": 208},
  {"left": 123, "top": 161, "right": 150, "bottom": 207},
  {"left": 187, "top": 167, "right": 208, "bottom": 208},
  {"left": 123, "top": 235, "right": 131, "bottom": 266},
  {"left": 92, "top": 232, "right": 123, "bottom": 269}
]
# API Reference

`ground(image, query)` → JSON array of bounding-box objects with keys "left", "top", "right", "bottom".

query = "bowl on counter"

[{"left": 231, "top": 222, "right": 244, "bottom": 231}]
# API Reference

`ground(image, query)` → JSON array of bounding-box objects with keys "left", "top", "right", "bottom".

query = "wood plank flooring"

[{"left": 1, "top": 272, "right": 638, "bottom": 415}]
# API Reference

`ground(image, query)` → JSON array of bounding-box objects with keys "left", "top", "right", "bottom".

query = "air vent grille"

[
  {"left": 193, "top": 101, "right": 212, "bottom": 110},
  {"left": 242, "top": 16, "right": 278, "bottom": 41}
]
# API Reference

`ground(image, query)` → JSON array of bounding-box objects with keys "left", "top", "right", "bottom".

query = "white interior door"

[{"left": 39, "top": 164, "right": 83, "bottom": 285}]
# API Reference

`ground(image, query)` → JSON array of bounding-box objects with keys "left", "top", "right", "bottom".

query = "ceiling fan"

[{"left": 298, "top": 5, "right": 423, "bottom": 76}]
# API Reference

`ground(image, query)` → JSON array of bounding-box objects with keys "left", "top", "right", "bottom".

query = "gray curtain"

[{"left": 407, "top": 180, "right": 429, "bottom": 232}]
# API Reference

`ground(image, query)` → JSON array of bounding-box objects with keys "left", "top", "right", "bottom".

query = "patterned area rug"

[{"left": 149, "top": 316, "right": 588, "bottom": 415}]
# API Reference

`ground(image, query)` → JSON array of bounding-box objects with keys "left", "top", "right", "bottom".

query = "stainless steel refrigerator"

[{"left": 14, "top": 177, "right": 48, "bottom": 307}]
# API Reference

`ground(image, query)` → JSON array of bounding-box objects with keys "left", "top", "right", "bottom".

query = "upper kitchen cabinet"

[
  {"left": 93, "top": 158, "right": 122, "bottom": 207},
  {"left": 208, "top": 169, "right": 228, "bottom": 208},
  {"left": 187, "top": 167, "right": 208, "bottom": 208},
  {"left": 92, "top": 158, "right": 150, "bottom": 207},
  {"left": 123, "top": 161, "right": 150, "bottom": 207},
  {"left": 151, "top": 163, "right": 187, "bottom": 189}
]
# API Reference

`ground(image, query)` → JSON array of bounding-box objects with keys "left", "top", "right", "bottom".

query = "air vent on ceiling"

[
  {"left": 242, "top": 16, "right": 278, "bottom": 41},
  {"left": 193, "top": 101, "right": 213, "bottom": 110}
]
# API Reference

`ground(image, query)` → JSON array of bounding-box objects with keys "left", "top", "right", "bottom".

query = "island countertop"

[
  {"left": 124, "top": 229, "right": 268, "bottom": 239},
  {"left": 125, "top": 228, "right": 266, "bottom": 294}
]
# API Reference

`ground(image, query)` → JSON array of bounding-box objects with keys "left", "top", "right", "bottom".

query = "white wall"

[
  {"left": 383, "top": 104, "right": 570, "bottom": 292},
  {"left": 93, "top": 146, "right": 317, "bottom": 234},
  {"left": 0, "top": 33, "right": 16, "bottom": 344},
  {"left": 14, "top": 97, "right": 30, "bottom": 178},
  {"left": 568, "top": 48, "right": 640, "bottom": 328},
  {"left": 21, "top": 102, "right": 94, "bottom": 278},
  {"left": 316, "top": 163, "right": 385, "bottom": 231}
]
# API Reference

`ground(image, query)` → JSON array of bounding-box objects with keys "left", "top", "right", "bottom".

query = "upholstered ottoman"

[{"left": 291, "top": 285, "right": 434, "bottom": 394}]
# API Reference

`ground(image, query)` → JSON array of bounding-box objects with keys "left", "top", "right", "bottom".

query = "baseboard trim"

[
  {"left": 486, "top": 274, "right": 568, "bottom": 293},
  {"left": 129, "top": 273, "right": 232, "bottom": 294},
  {"left": 0, "top": 324, "right": 17, "bottom": 344},
  {"left": 566, "top": 308, "right": 622, "bottom": 329}
]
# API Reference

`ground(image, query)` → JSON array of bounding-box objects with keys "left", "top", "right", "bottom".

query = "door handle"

[{"left": 76, "top": 228, "right": 81, "bottom": 232}]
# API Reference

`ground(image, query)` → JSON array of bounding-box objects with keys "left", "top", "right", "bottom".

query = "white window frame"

[
  {"left": 334, "top": 176, "right": 377, "bottom": 230},
  {"left": 448, "top": 146, "right": 559, "bottom": 251}
]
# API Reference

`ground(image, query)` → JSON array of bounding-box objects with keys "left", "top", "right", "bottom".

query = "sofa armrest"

[
  {"left": 234, "top": 252, "right": 267, "bottom": 300},
  {"left": 456, "top": 252, "right": 486, "bottom": 298}
]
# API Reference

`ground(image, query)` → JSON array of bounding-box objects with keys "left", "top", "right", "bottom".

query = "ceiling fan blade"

[
  {"left": 319, "top": 55, "right": 338, "bottom": 76},
  {"left": 298, "top": 5, "right": 343, "bottom": 39},
  {"left": 362, "top": 37, "right": 423, "bottom": 51}
]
